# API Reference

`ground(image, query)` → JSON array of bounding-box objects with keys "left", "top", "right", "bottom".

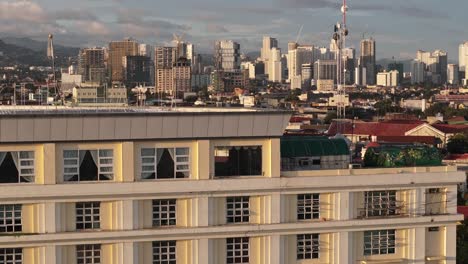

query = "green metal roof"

[{"left": 281, "top": 136, "right": 350, "bottom": 158}]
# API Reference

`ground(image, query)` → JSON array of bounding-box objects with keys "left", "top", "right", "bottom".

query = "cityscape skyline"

[{"left": 1, "top": 0, "right": 466, "bottom": 59}]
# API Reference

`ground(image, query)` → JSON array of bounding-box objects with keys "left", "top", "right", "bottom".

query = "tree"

[
  {"left": 447, "top": 133, "right": 468, "bottom": 154},
  {"left": 324, "top": 111, "right": 337, "bottom": 124}
]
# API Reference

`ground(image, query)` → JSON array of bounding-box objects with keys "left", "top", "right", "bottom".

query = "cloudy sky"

[{"left": 0, "top": 0, "right": 466, "bottom": 60}]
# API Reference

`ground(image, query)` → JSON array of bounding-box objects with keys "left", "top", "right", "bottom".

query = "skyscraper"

[
  {"left": 416, "top": 49, "right": 448, "bottom": 84},
  {"left": 447, "top": 64, "right": 459, "bottom": 85},
  {"left": 458, "top": 42, "right": 468, "bottom": 71},
  {"left": 410, "top": 60, "right": 425, "bottom": 84},
  {"left": 214, "top": 40, "right": 240, "bottom": 71},
  {"left": 269, "top": 47, "right": 282, "bottom": 82},
  {"left": 109, "top": 39, "right": 139, "bottom": 83},
  {"left": 78, "top": 47, "right": 106, "bottom": 84},
  {"left": 122, "top": 55, "right": 152, "bottom": 88},
  {"left": 360, "top": 38, "right": 376, "bottom": 85},
  {"left": 155, "top": 47, "right": 177, "bottom": 92},
  {"left": 261, "top": 36, "right": 278, "bottom": 74}
]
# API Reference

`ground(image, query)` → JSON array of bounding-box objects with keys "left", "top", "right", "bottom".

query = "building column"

[
  {"left": 269, "top": 235, "right": 283, "bottom": 264},
  {"left": 336, "top": 191, "right": 352, "bottom": 220},
  {"left": 195, "top": 238, "right": 213, "bottom": 264},
  {"left": 270, "top": 193, "right": 282, "bottom": 224},
  {"left": 265, "top": 138, "right": 281, "bottom": 178},
  {"left": 407, "top": 227, "right": 425, "bottom": 264},
  {"left": 43, "top": 202, "right": 58, "bottom": 233},
  {"left": 42, "top": 143, "right": 56, "bottom": 184},
  {"left": 445, "top": 225, "right": 457, "bottom": 264},
  {"left": 42, "top": 246, "right": 59, "bottom": 264},
  {"left": 121, "top": 242, "right": 138, "bottom": 264},
  {"left": 195, "top": 197, "right": 209, "bottom": 227},
  {"left": 333, "top": 232, "right": 352, "bottom": 264},
  {"left": 121, "top": 200, "right": 137, "bottom": 230},
  {"left": 196, "top": 140, "right": 210, "bottom": 180},
  {"left": 121, "top": 142, "right": 134, "bottom": 182}
]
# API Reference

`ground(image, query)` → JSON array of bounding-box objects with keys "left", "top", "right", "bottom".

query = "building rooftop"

[
  {"left": 327, "top": 120, "right": 424, "bottom": 137},
  {"left": 0, "top": 106, "right": 288, "bottom": 117}
]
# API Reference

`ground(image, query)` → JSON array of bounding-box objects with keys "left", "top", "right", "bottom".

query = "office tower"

[
  {"left": 377, "top": 70, "right": 399, "bottom": 87},
  {"left": 122, "top": 56, "right": 152, "bottom": 88},
  {"left": 360, "top": 38, "right": 376, "bottom": 85},
  {"left": 139, "top": 44, "right": 154, "bottom": 60},
  {"left": 172, "top": 58, "right": 192, "bottom": 95},
  {"left": 314, "top": 60, "right": 337, "bottom": 82},
  {"left": 388, "top": 62, "right": 404, "bottom": 84},
  {"left": 78, "top": 48, "right": 106, "bottom": 84},
  {"left": 261, "top": 36, "right": 278, "bottom": 74},
  {"left": 155, "top": 47, "right": 177, "bottom": 92},
  {"left": 416, "top": 50, "right": 448, "bottom": 84},
  {"left": 269, "top": 47, "right": 282, "bottom": 82},
  {"left": 459, "top": 42, "right": 468, "bottom": 71},
  {"left": 410, "top": 60, "right": 426, "bottom": 84},
  {"left": 342, "top": 48, "right": 356, "bottom": 84},
  {"left": 214, "top": 40, "right": 241, "bottom": 71},
  {"left": 186, "top": 44, "right": 195, "bottom": 63},
  {"left": 301, "top": 63, "right": 313, "bottom": 89},
  {"left": 108, "top": 38, "right": 139, "bottom": 83},
  {"left": 288, "top": 45, "right": 314, "bottom": 82},
  {"left": 447, "top": 64, "right": 459, "bottom": 85}
]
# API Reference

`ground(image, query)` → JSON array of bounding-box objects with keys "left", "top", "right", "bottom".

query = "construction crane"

[{"left": 295, "top": 25, "right": 304, "bottom": 44}]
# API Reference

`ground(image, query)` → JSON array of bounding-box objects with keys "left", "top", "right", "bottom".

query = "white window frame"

[
  {"left": 152, "top": 199, "right": 177, "bottom": 227},
  {"left": 0, "top": 204, "right": 22, "bottom": 233},
  {"left": 152, "top": 241, "right": 176, "bottom": 264},
  {"left": 226, "top": 237, "right": 249, "bottom": 264},
  {"left": 0, "top": 151, "right": 35, "bottom": 183},
  {"left": 297, "top": 234, "right": 320, "bottom": 260},
  {"left": 76, "top": 202, "right": 100, "bottom": 230},
  {"left": 76, "top": 244, "right": 101, "bottom": 264},
  {"left": 63, "top": 149, "right": 114, "bottom": 182},
  {"left": 0, "top": 248, "right": 22, "bottom": 264},
  {"left": 226, "top": 196, "right": 250, "bottom": 223},
  {"left": 141, "top": 147, "right": 190, "bottom": 179},
  {"left": 364, "top": 191, "right": 397, "bottom": 217},
  {"left": 364, "top": 230, "right": 396, "bottom": 256},
  {"left": 297, "top": 194, "right": 320, "bottom": 220}
]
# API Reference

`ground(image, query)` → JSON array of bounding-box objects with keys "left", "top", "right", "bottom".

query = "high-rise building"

[
  {"left": 155, "top": 47, "right": 177, "bottom": 92},
  {"left": 108, "top": 39, "right": 139, "bottom": 83},
  {"left": 458, "top": 42, "right": 468, "bottom": 71},
  {"left": 288, "top": 45, "right": 314, "bottom": 83},
  {"left": 269, "top": 48, "right": 282, "bottom": 82},
  {"left": 301, "top": 63, "right": 313, "bottom": 89},
  {"left": 447, "top": 64, "right": 459, "bottom": 85},
  {"left": 122, "top": 56, "right": 152, "bottom": 88},
  {"left": 78, "top": 48, "right": 106, "bottom": 84},
  {"left": 215, "top": 40, "right": 241, "bottom": 71},
  {"left": 261, "top": 36, "right": 278, "bottom": 74},
  {"left": 410, "top": 60, "right": 426, "bottom": 85},
  {"left": 360, "top": 38, "right": 376, "bottom": 85},
  {"left": 416, "top": 50, "right": 448, "bottom": 84},
  {"left": 377, "top": 70, "right": 399, "bottom": 87},
  {"left": 172, "top": 58, "right": 192, "bottom": 95},
  {"left": 314, "top": 59, "right": 337, "bottom": 83},
  {"left": 388, "top": 62, "right": 404, "bottom": 84}
]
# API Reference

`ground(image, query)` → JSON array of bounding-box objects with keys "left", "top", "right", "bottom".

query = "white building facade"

[{"left": 0, "top": 107, "right": 463, "bottom": 264}]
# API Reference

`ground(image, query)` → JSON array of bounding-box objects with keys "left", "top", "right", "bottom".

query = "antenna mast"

[{"left": 334, "top": 0, "right": 349, "bottom": 127}]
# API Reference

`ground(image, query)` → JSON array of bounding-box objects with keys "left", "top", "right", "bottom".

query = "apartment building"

[{"left": 0, "top": 106, "right": 463, "bottom": 264}]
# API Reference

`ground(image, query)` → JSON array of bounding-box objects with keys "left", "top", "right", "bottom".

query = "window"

[
  {"left": 76, "top": 244, "right": 101, "bottom": 264},
  {"left": 152, "top": 199, "right": 176, "bottom": 227},
  {"left": 0, "top": 248, "right": 22, "bottom": 264},
  {"left": 364, "top": 230, "right": 396, "bottom": 256},
  {"left": 425, "top": 188, "right": 446, "bottom": 215},
  {"left": 215, "top": 146, "right": 262, "bottom": 177},
  {"left": 226, "top": 197, "right": 249, "bottom": 223},
  {"left": 226, "top": 237, "right": 249, "bottom": 264},
  {"left": 63, "top": 149, "right": 114, "bottom": 182},
  {"left": 297, "top": 234, "right": 320, "bottom": 260},
  {"left": 0, "top": 151, "right": 35, "bottom": 183},
  {"left": 0, "top": 205, "right": 22, "bottom": 233},
  {"left": 152, "top": 241, "right": 176, "bottom": 264},
  {"left": 297, "top": 194, "right": 320, "bottom": 220},
  {"left": 364, "top": 191, "right": 397, "bottom": 217},
  {"left": 141, "top": 148, "right": 190, "bottom": 179},
  {"left": 76, "top": 202, "right": 100, "bottom": 230}
]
